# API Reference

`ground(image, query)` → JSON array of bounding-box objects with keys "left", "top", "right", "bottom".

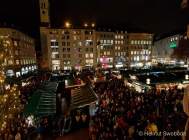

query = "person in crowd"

[{"left": 90, "top": 77, "right": 187, "bottom": 140}]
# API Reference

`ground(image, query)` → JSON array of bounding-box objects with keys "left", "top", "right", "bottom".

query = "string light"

[{"left": 0, "top": 38, "right": 21, "bottom": 132}]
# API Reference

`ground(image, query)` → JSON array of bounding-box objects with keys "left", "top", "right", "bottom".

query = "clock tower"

[{"left": 39, "top": 0, "right": 50, "bottom": 26}]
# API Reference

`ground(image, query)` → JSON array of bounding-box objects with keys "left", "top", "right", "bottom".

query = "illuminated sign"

[{"left": 169, "top": 42, "right": 177, "bottom": 48}]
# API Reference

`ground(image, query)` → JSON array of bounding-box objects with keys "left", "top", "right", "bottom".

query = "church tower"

[
  {"left": 39, "top": 0, "right": 51, "bottom": 70},
  {"left": 39, "top": 0, "right": 50, "bottom": 26}
]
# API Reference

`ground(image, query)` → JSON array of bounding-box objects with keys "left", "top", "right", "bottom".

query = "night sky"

[{"left": 0, "top": 0, "right": 188, "bottom": 39}]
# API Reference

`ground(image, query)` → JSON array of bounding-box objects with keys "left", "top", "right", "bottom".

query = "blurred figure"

[{"left": 183, "top": 85, "right": 189, "bottom": 140}]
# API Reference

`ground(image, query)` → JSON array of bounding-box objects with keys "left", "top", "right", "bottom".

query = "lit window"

[
  {"left": 16, "top": 60, "right": 19, "bottom": 65},
  {"left": 73, "top": 36, "right": 77, "bottom": 40},
  {"left": 137, "top": 56, "right": 140, "bottom": 61},
  {"left": 8, "top": 60, "right": 13, "bottom": 65},
  {"left": 131, "top": 51, "right": 133, "bottom": 55},
  {"left": 107, "top": 51, "right": 110, "bottom": 55},
  {"left": 145, "top": 56, "right": 148, "bottom": 61},
  {"left": 131, "top": 40, "right": 134, "bottom": 44},
  {"left": 85, "top": 53, "right": 89, "bottom": 58},
  {"left": 134, "top": 56, "right": 136, "bottom": 61},
  {"left": 14, "top": 41, "right": 18, "bottom": 46},
  {"left": 52, "top": 60, "right": 60, "bottom": 65},
  {"left": 90, "top": 53, "right": 93, "bottom": 58}
]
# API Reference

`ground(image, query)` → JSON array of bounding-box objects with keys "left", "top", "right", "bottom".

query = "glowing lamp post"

[
  {"left": 91, "top": 23, "right": 95, "bottom": 28},
  {"left": 84, "top": 23, "right": 88, "bottom": 27},
  {"left": 65, "top": 21, "right": 71, "bottom": 28}
]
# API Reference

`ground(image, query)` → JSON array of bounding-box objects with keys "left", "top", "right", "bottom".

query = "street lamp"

[
  {"left": 91, "top": 23, "right": 95, "bottom": 28},
  {"left": 84, "top": 23, "right": 88, "bottom": 27},
  {"left": 65, "top": 21, "right": 71, "bottom": 28}
]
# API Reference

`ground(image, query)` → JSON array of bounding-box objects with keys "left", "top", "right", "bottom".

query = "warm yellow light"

[
  {"left": 84, "top": 23, "right": 88, "bottom": 27},
  {"left": 91, "top": 23, "right": 95, "bottom": 27},
  {"left": 65, "top": 21, "right": 71, "bottom": 28}
]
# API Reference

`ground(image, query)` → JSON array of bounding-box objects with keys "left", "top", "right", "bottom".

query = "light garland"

[{"left": 0, "top": 38, "right": 21, "bottom": 132}]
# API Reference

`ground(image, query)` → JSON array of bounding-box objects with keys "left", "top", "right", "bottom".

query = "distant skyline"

[{"left": 0, "top": 0, "right": 188, "bottom": 39}]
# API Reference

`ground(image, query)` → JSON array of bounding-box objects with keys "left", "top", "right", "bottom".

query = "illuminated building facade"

[
  {"left": 127, "top": 33, "right": 153, "bottom": 68},
  {"left": 96, "top": 30, "right": 115, "bottom": 69},
  {"left": 39, "top": 0, "right": 154, "bottom": 70},
  {"left": 114, "top": 31, "right": 127, "bottom": 68},
  {"left": 153, "top": 34, "right": 183, "bottom": 65},
  {"left": 41, "top": 28, "right": 97, "bottom": 71},
  {"left": 0, "top": 28, "right": 37, "bottom": 77}
]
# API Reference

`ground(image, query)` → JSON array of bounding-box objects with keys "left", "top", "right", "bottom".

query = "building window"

[
  {"left": 15, "top": 50, "right": 19, "bottom": 55},
  {"left": 85, "top": 53, "right": 89, "bottom": 58},
  {"left": 79, "top": 54, "right": 82, "bottom": 58},
  {"left": 73, "top": 36, "right": 77, "bottom": 40},
  {"left": 67, "top": 42, "right": 70, "bottom": 46},
  {"left": 67, "top": 48, "right": 70, "bottom": 52},
  {"left": 14, "top": 41, "right": 18, "bottom": 46},
  {"left": 89, "top": 41, "right": 93, "bottom": 46},
  {"left": 8, "top": 60, "right": 13, "bottom": 65},
  {"left": 62, "top": 42, "right": 66, "bottom": 46},
  {"left": 90, "top": 53, "right": 93, "bottom": 58},
  {"left": 63, "top": 54, "right": 66, "bottom": 58},
  {"left": 55, "top": 42, "right": 58, "bottom": 46},
  {"left": 16, "top": 60, "right": 19, "bottom": 65}
]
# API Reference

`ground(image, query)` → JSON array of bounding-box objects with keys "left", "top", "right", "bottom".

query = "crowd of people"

[
  {"left": 1, "top": 70, "right": 188, "bottom": 140},
  {"left": 89, "top": 78, "right": 187, "bottom": 140}
]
